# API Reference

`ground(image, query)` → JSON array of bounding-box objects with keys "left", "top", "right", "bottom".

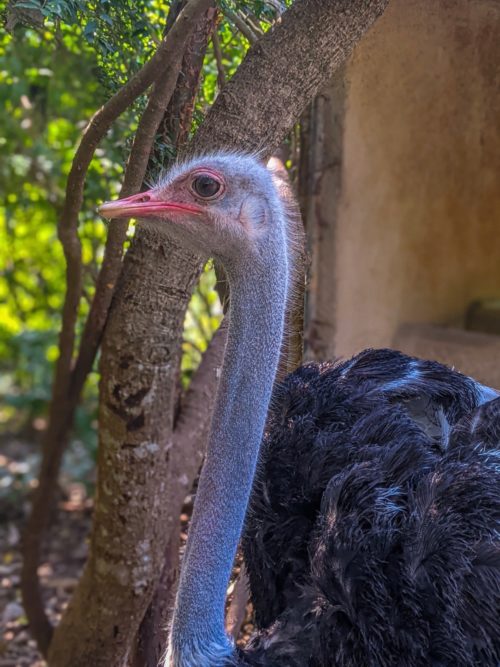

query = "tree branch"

[
  {"left": 134, "top": 8, "right": 219, "bottom": 663},
  {"left": 223, "top": 7, "right": 260, "bottom": 44},
  {"left": 212, "top": 29, "right": 227, "bottom": 90},
  {"left": 133, "top": 320, "right": 228, "bottom": 666},
  {"left": 159, "top": 3, "right": 218, "bottom": 151},
  {"left": 173, "top": 320, "right": 228, "bottom": 458},
  {"left": 21, "top": 0, "right": 213, "bottom": 658}
]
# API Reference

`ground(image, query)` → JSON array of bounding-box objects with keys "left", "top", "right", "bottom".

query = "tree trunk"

[
  {"left": 133, "top": 6, "right": 218, "bottom": 666},
  {"left": 47, "top": 2, "right": 388, "bottom": 665}
]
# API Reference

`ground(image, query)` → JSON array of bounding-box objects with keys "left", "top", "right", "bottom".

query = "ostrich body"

[{"left": 100, "top": 154, "right": 500, "bottom": 667}]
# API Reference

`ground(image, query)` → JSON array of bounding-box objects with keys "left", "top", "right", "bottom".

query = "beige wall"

[{"left": 324, "top": 0, "right": 500, "bottom": 360}]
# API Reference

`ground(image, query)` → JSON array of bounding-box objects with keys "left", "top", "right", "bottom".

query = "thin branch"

[
  {"left": 237, "top": 9, "right": 264, "bottom": 37},
  {"left": 61, "top": 1, "right": 207, "bottom": 253},
  {"left": 214, "top": 261, "right": 230, "bottom": 313},
  {"left": 20, "top": 0, "right": 213, "bottom": 657},
  {"left": 159, "top": 3, "right": 218, "bottom": 150},
  {"left": 271, "top": 156, "right": 306, "bottom": 379},
  {"left": 212, "top": 29, "right": 226, "bottom": 89},
  {"left": 223, "top": 7, "right": 260, "bottom": 44}
]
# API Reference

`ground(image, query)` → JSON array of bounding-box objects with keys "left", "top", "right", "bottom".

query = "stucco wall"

[{"left": 327, "top": 0, "right": 500, "bottom": 360}]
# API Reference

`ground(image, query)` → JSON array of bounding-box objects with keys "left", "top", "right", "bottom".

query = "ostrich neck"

[{"left": 168, "top": 253, "right": 287, "bottom": 665}]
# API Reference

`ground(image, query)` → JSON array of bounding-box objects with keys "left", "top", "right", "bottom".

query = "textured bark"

[
  {"left": 47, "top": 1, "right": 388, "bottom": 665},
  {"left": 160, "top": 3, "right": 218, "bottom": 151},
  {"left": 48, "top": 236, "right": 203, "bottom": 667},
  {"left": 134, "top": 322, "right": 228, "bottom": 667}
]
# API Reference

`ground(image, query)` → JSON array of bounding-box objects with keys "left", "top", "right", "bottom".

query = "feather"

[{"left": 242, "top": 349, "right": 500, "bottom": 666}]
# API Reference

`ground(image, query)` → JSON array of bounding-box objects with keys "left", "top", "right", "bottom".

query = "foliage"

[{"left": 0, "top": 0, "right": 286, "bottom": 493}]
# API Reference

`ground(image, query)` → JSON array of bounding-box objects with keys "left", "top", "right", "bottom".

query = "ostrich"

[{"left": 99, "top": 153, "right": 500, "bottom": 667}]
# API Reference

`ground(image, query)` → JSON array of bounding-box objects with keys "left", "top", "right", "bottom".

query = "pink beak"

[{"left": 98, "top": 189, "right": 203, "bottom": 219}]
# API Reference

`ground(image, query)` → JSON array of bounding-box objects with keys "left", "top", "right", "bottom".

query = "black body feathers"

[{"left": 238, "top": 349, "right": 500, "bottom": 666}]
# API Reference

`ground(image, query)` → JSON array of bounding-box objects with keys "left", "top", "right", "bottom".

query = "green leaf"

[{"left": 83, "top": 19, "right": 98, "bottom": 43}]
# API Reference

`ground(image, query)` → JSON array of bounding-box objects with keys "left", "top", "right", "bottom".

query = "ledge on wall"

[{"left": 394, "top": 322, "right": 500, "bottom": 389}]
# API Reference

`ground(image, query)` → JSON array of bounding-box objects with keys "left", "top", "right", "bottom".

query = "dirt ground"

[
  {"left": 0, "top": 461, "right": 252, "bottom": 667},
  {"left": 0, "top": 465, "right": 92, "bottom": 667}
]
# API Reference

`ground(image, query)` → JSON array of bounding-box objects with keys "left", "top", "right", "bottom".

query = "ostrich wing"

[{"left": 242, "top": 349, "right": 500, "bottom": 667}]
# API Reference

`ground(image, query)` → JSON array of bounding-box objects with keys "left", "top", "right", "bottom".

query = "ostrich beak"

[{"left": 98, "top": 190, "right": 203, "bottom": 219}]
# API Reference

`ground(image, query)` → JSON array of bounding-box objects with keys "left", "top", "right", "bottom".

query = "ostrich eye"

[{"left": 191, "top": 174, "right": 222, "bottom": 199}]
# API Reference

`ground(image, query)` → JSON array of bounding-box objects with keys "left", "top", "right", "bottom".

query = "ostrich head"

[{"left": 99, "top": 154, "right": 288, "bottom": 268}]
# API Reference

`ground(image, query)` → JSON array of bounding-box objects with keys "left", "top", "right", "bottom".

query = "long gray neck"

[{"left": 167, "top": 250, "right": 288, "bottom": 666}]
